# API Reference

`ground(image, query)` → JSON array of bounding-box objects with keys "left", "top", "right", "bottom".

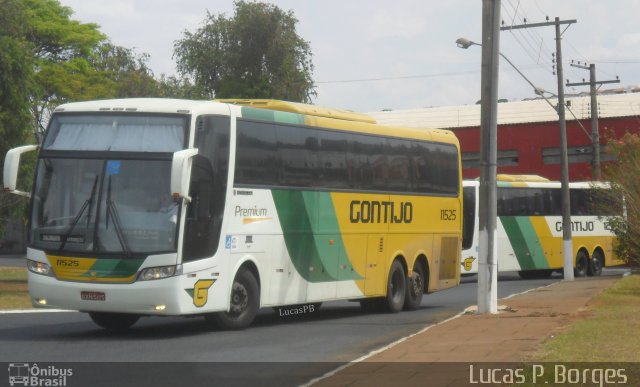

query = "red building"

[{"left": 370, "top": 92, "right": 640, "bottom": 181}]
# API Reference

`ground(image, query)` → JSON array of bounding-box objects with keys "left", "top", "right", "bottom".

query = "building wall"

[
  {"left": 369, "top": 93, "right": 640, "bottom": 182},
  {"left": 454, "top": 116, "right": 639, "bottom": 181}
]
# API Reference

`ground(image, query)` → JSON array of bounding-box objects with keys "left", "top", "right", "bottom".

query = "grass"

[
  {"left": 531, "top": 273, "right": 640, "bottom": 362},
  {"left": 0, "top": 267, "right": 32, "bottom": 310}
]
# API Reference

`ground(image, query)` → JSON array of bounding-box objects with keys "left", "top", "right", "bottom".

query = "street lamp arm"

[{"left": 457, "top": 37, "right": 559, "bottom": 113}]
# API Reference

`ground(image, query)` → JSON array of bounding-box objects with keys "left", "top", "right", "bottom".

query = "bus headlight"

[
  {"left": 138, "top": 265, "right": 182, "bottom": 281},
  {"left": 27, "top": 260, "right": 53, "bottom": 276}
]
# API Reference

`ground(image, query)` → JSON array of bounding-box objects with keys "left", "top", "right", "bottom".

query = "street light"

[
  {"left": 457, "top": 36, "right": 574, "bottom": 281},
  {"left": 457, "top": 38, "right": 544, "bottom": 97},
  {"left": 456, "top": 12, "right": 501, "bottom": 314}
]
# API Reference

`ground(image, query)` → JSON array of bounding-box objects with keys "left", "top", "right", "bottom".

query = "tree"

[
  {"left": 174, "top": 0, "right": 316, "bottom": 102},
  {"left": 0, "top": 0, "right": 33, "bottom": 158},
  {"left": 597, "top": 132, "right": 640, "bottom": 266},
  {"left": 156, "top": 74, "right": 207, "bottom": 99},
  {"left": 0, "top": 0, "right": 34, "bottom": 246},
  {"left": 92, "top": 42, "right": 160, "bottom": 98},
  {"left": 24, "top": 0, "right": 108, "bottom": 135}
]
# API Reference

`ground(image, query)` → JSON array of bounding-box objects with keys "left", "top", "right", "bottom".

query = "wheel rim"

[
  {"left": 411, "top": 272, "right": 422, "bottom": 298},
  {"left": 593, "top": 256, "right": 602, "bottom": 273},
  {"left": 229, "top": 282, "right": 248, "bottom": 316}
]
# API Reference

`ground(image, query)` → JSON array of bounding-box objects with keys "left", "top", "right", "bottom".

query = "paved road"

[
  {"left": 0, "top": 269, "right": 572, "bottom": 386},
  {"left": 1, "top": 259, "right": 628, "bottom": 386}
]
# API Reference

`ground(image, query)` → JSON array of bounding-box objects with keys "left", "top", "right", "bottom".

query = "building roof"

[{"left": 368, "top": 92, "right": 640, "bottom": 129}]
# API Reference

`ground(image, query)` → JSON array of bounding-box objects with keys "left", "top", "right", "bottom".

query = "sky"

[{"left": 57, "top": 0, "right": 640, "bottom": 113}]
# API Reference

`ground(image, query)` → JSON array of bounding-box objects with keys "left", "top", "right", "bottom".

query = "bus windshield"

[
  {"left": 43, "top": 114, "right": 186, "bottom": 152},
  {"left": 31, "top": 158, "right": 178, "bottom": 255}
]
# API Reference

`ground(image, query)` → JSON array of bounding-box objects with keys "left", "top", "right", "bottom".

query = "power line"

[
  {"left": 316, "top": 66, "right": 540, "bottom": 84},
  {"left": 503, "top": 0, "right": 554, "bottom": 66}
]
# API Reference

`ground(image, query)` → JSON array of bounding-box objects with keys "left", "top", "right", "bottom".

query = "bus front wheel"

[
  {"left": 574, "top": 251, "right": 589, "bottom": 277},
  {"left": 207, "top": 268, "right": 259, "bottom": 330},
  {"left": 88, "top": 312, "right": 139, "bottom": 331},
  {"left": 384, "top": 260, "right": 406, "bottom": 313}
]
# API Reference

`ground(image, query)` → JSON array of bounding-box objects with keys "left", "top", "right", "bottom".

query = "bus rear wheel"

[
  {"left": 207, "top": 268, "right": 259, "bottom": 330},
  {"left": 403, "top": 264, "right": 425, "bottom": 311},
  {"left": 588, "top": 250, "right": 604, "bottom": 276},
  {"left": 384, "top": 260, "right": 406, "bottom": 313},
  {"left": 574, "top": 251, "right": 589, "bottom": 277},
  {"left": 89, "top": 312, "right": 139, "bottom": 331}
]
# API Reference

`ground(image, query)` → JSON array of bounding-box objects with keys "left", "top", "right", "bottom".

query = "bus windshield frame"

[{"left": 29, "top": 112, "right": 190, "bottom": 257}]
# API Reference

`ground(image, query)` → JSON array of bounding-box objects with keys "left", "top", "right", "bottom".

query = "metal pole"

[
  {"left": 590, "top": 64, "right": 601, "bottom": 180},
  {"left": 568, "top": 63, "right": 618, "bottom": 180},
  {"left": 477, "top": 0, "right": 500, "bottom": 313},
  {"left": 555, "top": 17, "right": 574, "bottom": 280}
]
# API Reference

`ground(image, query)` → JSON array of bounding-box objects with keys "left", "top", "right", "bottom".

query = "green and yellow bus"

[
  {"left": 461, "top": 175, "right": 625, "bottom": 278},
  {"left": 4, "top": 98, "right": 462, "bottom": 330}
]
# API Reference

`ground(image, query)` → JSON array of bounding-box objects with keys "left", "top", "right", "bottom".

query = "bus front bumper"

[{"left": 28, "top": 272, "right": 199, "bottom": 315}]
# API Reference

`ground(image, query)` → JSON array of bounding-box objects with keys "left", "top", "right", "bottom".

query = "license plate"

[{"left": 81, "top": 291, "right": 106, "bottom": 301}]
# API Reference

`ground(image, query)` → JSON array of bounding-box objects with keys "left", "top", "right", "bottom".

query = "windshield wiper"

[
  {"left": 58, "top": 176, "right": 98, "bottom": 251},
  {"left": 105, "top": 176, "right": 131, "bottom": 256}
]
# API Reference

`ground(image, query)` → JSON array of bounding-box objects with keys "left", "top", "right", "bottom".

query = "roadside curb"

[{"left": 304, "top": 280, "right": 562, "bottom": 386}]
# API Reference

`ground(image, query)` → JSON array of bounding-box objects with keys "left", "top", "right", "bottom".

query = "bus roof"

[
  {"left": 217, "top": 99, "right": 377, "bottom": 124},
  {"left": 53, "top": 98, "right": 218, "bottom": 114},
  {"left": 51, "top": 98, "right": 459, "bottom": 147},
  {"left": 496, "top": 174, "right": 550, "bottom": 182}
]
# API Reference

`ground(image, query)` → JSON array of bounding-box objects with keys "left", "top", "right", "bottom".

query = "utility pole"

[
  {"left": 477, "top": 0, "right": 501, "bottom": 314},
  {"left": 501, "top": 17, "right": 576, "bottom": 280},
  {"left": 567, "top": 63, "right": 620, "bottom": 180}
]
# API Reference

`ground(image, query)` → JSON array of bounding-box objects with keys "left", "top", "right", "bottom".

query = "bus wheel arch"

[
  {"left": 206, "top": 261, "right": 261, "bottom": 330},
  {"left": 588, "top": 248, "right": 604, "bottom": 276},
  {"left": 404, "top": 255, "right": 428, "bottom": 311},
  {"left": 574, "top": 248, "right": 589, "bottom": 277}
]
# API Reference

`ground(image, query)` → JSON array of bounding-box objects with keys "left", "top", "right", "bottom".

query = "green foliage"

[
  {"left": 600, "top": 132, "right": 640, "bottom": 266},
  {"left": 0, "top": 0, "right": 34, "bottom": 240},
  {"left": 156, "top": 74, "right": 208, "bottom": 99},
  {"left": 92, "top": 42, "right": 160, "bottom": 98},
  {"left": 174, "top": 0, "right": 316, "bottom": 102},
  {"left": 0, "top": 0, "right": 33, "bottom": 159},
  {"left": 25, "top": 0, "right": 108, "bottom": 133}
]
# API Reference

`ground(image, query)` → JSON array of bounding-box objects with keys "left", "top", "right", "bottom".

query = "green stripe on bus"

[
  {"left": 500, "top": 217, "right": 548, "bottom": 270},
  {"left": 80, "top": 258, "right": 144, "bottom": 278},
  {"left": 241, "top": 107, "right": 305, "bottom": 125},
  {"left": 272, "top": 190, "right": 361, "bottom": 282},
  {"left": 315, "top": 192, "right": 362, "bottom": 280}
]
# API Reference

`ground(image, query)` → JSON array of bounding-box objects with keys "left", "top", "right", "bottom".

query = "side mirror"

[
  {"left": 3, "top": 145, "right": 38, "bottom": 197},
  {"left": 171, "top": 149, "right": 198, "bottom": 202}
]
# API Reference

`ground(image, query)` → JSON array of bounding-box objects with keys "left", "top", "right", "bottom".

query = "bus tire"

[
  {"left": 209, "top": 268, "right": 259, "bottom": 330},
  {"left": 574, "top": 251, "right": 589, "bottom": 277},
  {"left": 89, "top": 312, "right": 139, "bottom": 331},
  {"left": 384, "top": 260, "right": 406, "bottom": 313},
  {"left": 403, "top": 264, "right": 425, "bottom": 311},
  {"left": 588, "top": 250, "right": 604, "bottom": 276}
]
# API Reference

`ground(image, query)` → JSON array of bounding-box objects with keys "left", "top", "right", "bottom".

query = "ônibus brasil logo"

[{"left": 7, "top": 363, "right": 73, "bottom": 386}]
